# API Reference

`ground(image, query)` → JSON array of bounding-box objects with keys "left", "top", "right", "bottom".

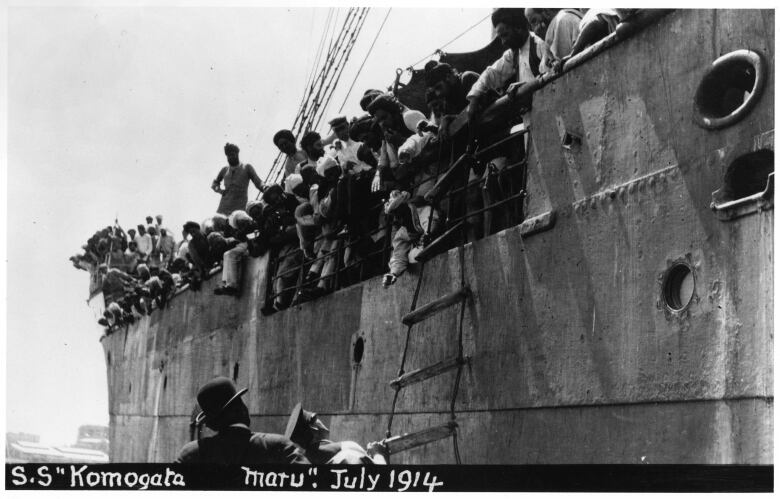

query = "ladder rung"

[
  {"left": 390, "top": 356, "right": 467, "bottom": 390},
  {"left": 415, "top": 221, "right": 465, "bottom": 263},
  {"left": 402, "top": 287, "right": 470, "bottom": 326},
  {"left": 385, "top": 421, "right": 458, "bottom": 455}
]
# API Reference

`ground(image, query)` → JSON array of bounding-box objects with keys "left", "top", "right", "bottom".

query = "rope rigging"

[{"left": 265, "top": 7, "right": 371, "bottom": 185}]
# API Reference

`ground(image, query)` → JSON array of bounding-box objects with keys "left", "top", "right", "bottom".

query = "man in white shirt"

[
  {"left": 525, "top": 8, "right": 583, "bottom": 71},
  {"left": 134, "top": 224, "right": 153, "bottom": 261},
  {"left": 466, "top": 8, "right": 547, "bottom": 127}
]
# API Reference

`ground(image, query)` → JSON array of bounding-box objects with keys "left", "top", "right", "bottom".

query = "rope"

[
  {"left": 407, "top": 12, "right": 492, "bottom": 69},
  {"left": 337, "top": 7, "right": 392, "bottom": 113},
  {"left": 385, "top": 258, "right": 426, "bottom": 438}
]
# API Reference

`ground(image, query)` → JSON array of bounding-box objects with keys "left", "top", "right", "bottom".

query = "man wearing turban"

[{"left": 212, "top": 143, "right": 265, "bottom": 215}]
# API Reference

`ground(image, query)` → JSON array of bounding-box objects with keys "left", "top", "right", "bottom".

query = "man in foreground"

[{"left": 176, "top": 377, "right": 309, "bottom": 464}]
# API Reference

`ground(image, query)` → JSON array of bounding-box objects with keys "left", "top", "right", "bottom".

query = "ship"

[{"left": 84, "top": 8, "right": 773, "bottom": 464}]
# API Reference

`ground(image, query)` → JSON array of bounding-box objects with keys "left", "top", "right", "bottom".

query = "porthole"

[
  {"left": 693, "top": 50, "right": 766, "bottom": 130},
  {"left": 722, "top": 149, "right": 774, "bottom": 201},
  {"left": 353, "top": 337, "right": 365, "bottom": 364},
  {"left": 662, "top": 263, "right": 695, "bottom": 312}
]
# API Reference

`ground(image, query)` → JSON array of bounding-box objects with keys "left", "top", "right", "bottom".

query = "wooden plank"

[
  {"left": 390, "top": 356, "right": 467, "bottom": 390},
  {"left": 402, "top": 287, "right": 470, "bottom": 326},
  {"left": 385, "top": 421, "right": 458, "bottom": 455},
  {"left": 414, "top": 221, "right": 466, "bottom": 263}
]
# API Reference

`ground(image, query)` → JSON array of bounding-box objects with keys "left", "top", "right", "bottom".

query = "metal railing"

[{"left": 263, "top": 128, "right": 528, "bottom": 310}]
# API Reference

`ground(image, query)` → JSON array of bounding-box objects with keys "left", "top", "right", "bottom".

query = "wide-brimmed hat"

[
  {"left": 194, "top": 377, "right": 248, "bottom": 425},
  {"left": 284, "top": 402, "right": 317, "bottom": 447}
]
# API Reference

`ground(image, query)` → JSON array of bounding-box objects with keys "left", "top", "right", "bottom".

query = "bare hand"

[{"left": 371, "top": 172, "right": 382, "bottom": 193}]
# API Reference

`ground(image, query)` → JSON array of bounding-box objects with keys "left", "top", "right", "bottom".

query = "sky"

[{"left": 4, "top": 2, "right": 494, "bottom": 445}]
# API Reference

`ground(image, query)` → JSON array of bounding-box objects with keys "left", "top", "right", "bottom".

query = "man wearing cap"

[
  {"left": 284, "top": 403, "right": 377, "bottom": 465},
  {"left": 176, "top": 377, "right": 309, "bottom": 464},
  {"left": 212, "top": 143, "right": 265, "bottom": 216},
  {"left": 273, "top": 130, "right": 308, "bottom": 180},
  {"left": 326, "top": 115, "right": 365, "bottom": 174}
]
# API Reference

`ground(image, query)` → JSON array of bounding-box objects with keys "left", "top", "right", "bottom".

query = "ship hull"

[{"left": 102, "top": 9, "right": 773, "bottom": 464}]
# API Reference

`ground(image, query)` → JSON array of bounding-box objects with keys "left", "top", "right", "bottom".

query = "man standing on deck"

[
  {"left": 211, "top": 143, "right": 265, "bottom": 216},
  {"left": 176, "top": 377, "right": 309, "bottom": 464}
]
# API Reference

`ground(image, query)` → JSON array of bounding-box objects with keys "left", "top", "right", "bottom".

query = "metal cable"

[
  {"left": 337, "top": 7, "right": 391, "bottom": 113},
  {"left": 407, "top": 12, "right": 492, "bottom": 69}
]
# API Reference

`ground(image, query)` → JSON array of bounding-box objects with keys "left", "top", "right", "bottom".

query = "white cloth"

[
  {"left": 579, "top": 8, "right": 620, "bottom": 33},
  {"left": 467, "top": 32, "right": 547, "bottom": 100},
  {"left": 328, "top": 138, "right": 372, "bottom": 173},
  {"left": 134, "top": 233, "right": 153, "bottom": 256},
  {"left": 222, "top": 242, "right": 248, "bottom": 288}
]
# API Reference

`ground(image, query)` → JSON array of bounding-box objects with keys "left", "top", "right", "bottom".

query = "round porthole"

[
  {"left": 693, "top": 50, "right": 766, "bottom": 130},
  {"left": 662, "top": 263, "right": 695, "bottom": 312},
  {"left": 353, "top": 337, "right": 365, "bottom": 364}
]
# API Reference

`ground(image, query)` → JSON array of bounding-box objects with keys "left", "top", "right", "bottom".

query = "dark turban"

[
  {"left": 262, "top": 183, "right": 284, "bottom": 203},
  {"left": 359, "top": 89, "right": 383, "bottom": 111},
  {"left": 273, "top": 129, "right": 295, "bottom": 147},
  {"left": 365, "top": 93, "right": 403, "bottom": 117},
  {"left": 224, "top": 143, "right": 240, "bottom": 154},
  {"left": 425, "top": 62, "right": 456, "bottom": 87},
  {"left": 183, "top": 221, "right": 201, "bottom": 233},
  {"left": 299, "top": 131, "right": 321, "bottom": 152},
  {"left": 349, "top": 114, "right": 377, "bottom": 142},
  {"left": 491, "top": 8, "right": 528, "bottom": 29}
]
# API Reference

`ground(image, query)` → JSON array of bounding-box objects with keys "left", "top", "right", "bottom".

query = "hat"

[
  {"left": 491, "top": 8, "right": 528, "bottom": 28},
  {"left": 224, "top": 143, "right": 240, "bottom": 154},
  {"left": 366, "top": 93, "right": 402, "bottom": 117},
  {"left": 273, "top": 129, "right": 295, "bottom": 147},
  {"left": 384, "top": 190, "right": 411, "bottom": 214},
  {"left": 316, "top": 155, "right": 339, "bottom": 177},
  {"left": 246, "top": 199, "right": 264, "bottom": 212},
  {"left": 425, "top": 62, "right": 455, "bottom": 87},
  {"left": 194, "top": 377, "right": 248, "bottom": 425},
  {"left": 328, "top": 115, "right": 349, "bottom": 129},
  {"left": 285, "top": 173, "right": 304, "bottom": 193},
  {"left": 212, "top": 213, "right": 230, "bottom": 232},
  {"left": 262, "top": 183, "right": 284, "bottom": 203},
  {"left": 403, "top": 109, "right": 427, "bottom": 133},
  {"left": 228, "top": 210, "right": 253, "bottom": 230},
  {"left": 284, "top": 402, "right": 317, "bottom": 447},
  {"left": 359, "top": 89, "right": 383, "bottom": 111},
  {"left": 183, "top": 221, "right": 201, "bottom": 233},
  {"left": 349, "top": 114, "right": 375, "bottom": 142},
  {"left": 300, "top": 131, "right": 321, "bottom": 152}
]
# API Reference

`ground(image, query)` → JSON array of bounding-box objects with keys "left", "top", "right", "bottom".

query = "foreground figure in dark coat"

[{"left": 176, "top": 377, "right": 309, "bottom": 465}]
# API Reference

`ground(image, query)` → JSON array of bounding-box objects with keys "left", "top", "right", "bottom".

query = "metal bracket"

[{"left": 711, "top": 172, "right": 774, "bottom": 221}]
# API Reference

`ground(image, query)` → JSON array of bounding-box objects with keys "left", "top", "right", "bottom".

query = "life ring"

[{"left": 693, "top": 49, "right": 766, "bottom": 130}]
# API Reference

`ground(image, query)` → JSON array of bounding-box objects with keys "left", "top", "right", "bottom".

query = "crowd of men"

[{"left": 71, "top": 8, "right": 634, "bottom": 331}]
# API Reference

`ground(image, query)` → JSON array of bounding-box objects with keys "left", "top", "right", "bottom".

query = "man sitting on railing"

[
  {"left": 382, "top": 190, "right": 432, "bottom": 287},
  {"left": 213, "top": 210, "right": 257, "bottom": 296},
  {"left": 261, "top": 184, "right": 303, "bottom": 313},
  {"left": 183, "top": 221, "right": 212, "bottom": 290},
  {"left": 296, "top": 156, "right": 342, "bottom": 301}
]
